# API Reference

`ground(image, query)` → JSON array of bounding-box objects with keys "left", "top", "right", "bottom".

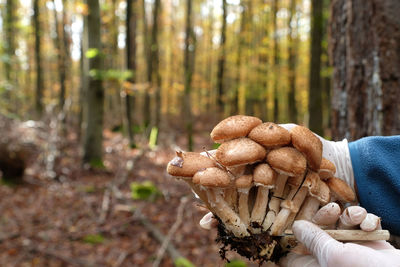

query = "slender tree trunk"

[
  {"left": 83, "top": 0, "right": 104, "bottom": 165},
  {"left": 329, "top": 0, "right": 400, "bottom": 140},
  {"left": 272, "top": 0, "right": 279, "bottom": 122},
  {"left": 142, "top": 0, "right": 151, "bottom": 128},
  {"left": 33, "top": 0, "right": 44, "bottom": 117},
  {"left": 52, "top": 0, "right": 67, "bottom": 110},
  {"left": 4, "top": 0, "right": 15, "bottom": 83},
  {"left": 287, "top": 0, "right": 298, "bottom": 123},
  {"left": 216, "top": 0, "right": 227, "bottom": 117},
  {"left": 126, "top": 0, "right": 137, "bottom": 148},
  {"left": 308, "top": 0, "right": 323, "bottom": 135},
  {"left": 183, "top": 0, "right": 194, "bottom": 151},
  {"left": 151, "top": 0, "right": 162, "bottom": 130},
  {"left": 232, "top": 1, "right": 246, "bottom": 115}
]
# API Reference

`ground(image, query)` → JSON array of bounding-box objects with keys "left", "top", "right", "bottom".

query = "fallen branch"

[
  {"left": 136, "top": 209, "right": 183, "bottom": 262},
  {"left": 153, "top": 196, "right": 188, "bottom": 267}
]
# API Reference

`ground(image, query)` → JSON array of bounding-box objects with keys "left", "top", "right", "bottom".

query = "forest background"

[{"left": 0, "top": 0, "right": 399, "bottom": 266}]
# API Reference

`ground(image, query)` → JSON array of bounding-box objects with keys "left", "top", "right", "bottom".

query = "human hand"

[
  {"left": 280, "top": 205, "right": 400, "bottom": 267},
  {"left": 279, "top": 123, "right": 356, "bottom": 195}
]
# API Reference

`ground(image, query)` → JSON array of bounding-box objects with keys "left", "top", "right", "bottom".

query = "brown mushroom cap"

[
  {"left": 303, "top": 171, "right": 320, "bottom": 196},
  {"left": 235, "top": 174, "right": 253, "bottom": 189},
  {"left": 291, "top": 125, "right": 322, "bottom": 171},
  {"left": 193, "top": 167, "right": 231, "bottom": 188},
  {"left": 313, "top": 180, "right": 331, "bottom": 205},
  {"left": 210, "top": 115, "right": 262, "bottom": 143},
  {"left": 319, "top": 158, "right": 336, "bottom": 180},
  {"left": 216, "top": 137, "right": 267, "bottom": 166},
  {"left": 248, "top": 122, "right": 291, "bottom": 147},
  {"left": 167, "top": 151, "right": 216, "bottom": 177},
  {"left": 326, "top": 177, "right": 356, "bottom": 203},
  {"left": 253, "top": 163, "right": 277, "bottom": 188},
  {"left": 267, "top": 147, "right": 307, "bottom": 176}
]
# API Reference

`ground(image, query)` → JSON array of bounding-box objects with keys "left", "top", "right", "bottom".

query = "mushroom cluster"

[{"left": 167, "top": 115, "right": 356, "bottom": 262}]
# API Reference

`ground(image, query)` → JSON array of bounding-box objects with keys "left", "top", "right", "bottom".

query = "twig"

[
  {"left": 112, "top": 251, "right": 130, "bottom": 267},
  {"left": 153, "top": 196, "right": 188, "bottom": 267},
  {"left": 136, "top": 210, "right": 183, "bottom": 262},
  {"left": 98, "top": 189, "right": 111, "bottom": 224}
]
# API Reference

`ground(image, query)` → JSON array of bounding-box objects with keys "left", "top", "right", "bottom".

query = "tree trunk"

[
  {"left": 142, "top": 0, "right": 151, "bottom": 128},
  {"left": 52, "top": 0, "right": 67, "bottom": 110},
  {"left": 272, "top": 0, "right": 279, "bottom": 122},
  {"left": 329, "top": 0, "right": 400, "bottom": 140},
  {"left": 4, "top": 0, "right": 15, "bottom": 83},
  {"left": 308, "top": 0, "right": 323, "bottom": 135},
  {"left": 216, "top": 0, "right": 227, "bottom": 117},
  {"left": 33, "top": 0, "right": 44, "bottom": 117},
  {"left": 83, "top": 0, "right": 104, "bottom": 166},
  {"left": 151, "top": 0, "right": 162, "bottom": 130},
  {"left": 183, "top": 0, "right": 194, "bottom": 151},
  {"left": 126, "top": 0, "right": 137, "bottom": 148},
  {"left": 287, "top": 0, "right": 298, "bottom": 123},
  {"left": 232, "top": 1, "right": 246, "bottom": 115}
]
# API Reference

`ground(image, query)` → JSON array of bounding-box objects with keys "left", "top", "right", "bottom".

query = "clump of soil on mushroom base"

[{"left": 215, "top": 216, "right": 287, "bottom": 264}]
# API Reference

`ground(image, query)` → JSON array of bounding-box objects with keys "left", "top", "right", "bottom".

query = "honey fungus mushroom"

[
  {"left": 291, "top": 125, "right": 323, "bottom": 171},
  {"left": 210, "top": 115, "right": 262, "bottom": 143},
  {"left": 167, "top": 151, "right": 216, "bottom": 210},
  {"left": 216, "top": 137, "right": 267, "bottom": 167},
  {"left": 250, "top": 163, "right": 277, "bottom": 231},
  {"left": 248, "top": 122, "right": 291, "bottom": 148},
  {"left": 193, "top": 167, "right": 249, "bottom": 237},
  {"left": 263, "top": 147, "right": 307, "bottom": 230}
]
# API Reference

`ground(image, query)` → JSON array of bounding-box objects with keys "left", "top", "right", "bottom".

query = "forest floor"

[{"left": 0, "top": 116, "right": 267, "bottom": 267}]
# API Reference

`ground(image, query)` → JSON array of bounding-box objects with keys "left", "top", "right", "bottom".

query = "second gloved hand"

[{"left": 280, "top": 205, "right": 400, "bottom": 267}]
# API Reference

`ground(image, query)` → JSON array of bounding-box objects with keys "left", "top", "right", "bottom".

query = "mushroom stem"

[
  {"left": 186, "top": 180, "right": 213, "bottom": 212},
  {"left": 224, "top": 187, "right": 238, "bottom": 211},
  {"left": 238, "top": 188, "right": 250, "bottom": 226},
  {"left": 262, "top": 174, "right": 288, "bottom": 230},
  {"left": 270, "top": 186, "right": 308, "bottom": 236},
  {"left": 206, "top": 189, "right": 249, "bottom": 237},
  {"left": 250, "top": 186, "right": 269, "bottom": 230},
  {"left": 295, "top": 196, "right": 320, "bottom": 221}
]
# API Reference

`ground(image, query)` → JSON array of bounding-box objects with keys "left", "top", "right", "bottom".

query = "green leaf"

[
  {"left": 82, "top": 234, "right": 105, "bottom": 244},
  {"left": 225, "top": 259, "right": 247, "bottom": 267},
  {"left": 85, "top": 48, "right": 100, "bottom": 58},
  {"left": 212, "top": 143, "right": 221, "bottom": 149},
  {"left": 174, "top": 257, "right": 195, "bottom": 267},
  {"left": 130, "top": 181, "right": 160, "bottom": 201}
]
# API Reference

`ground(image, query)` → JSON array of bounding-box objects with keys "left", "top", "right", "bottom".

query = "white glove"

[
  {"left": 279, "top": 124, "right": 355, "bottom": 194},
  {"left": 280, "top": 206, "right": 400, "bottom": 267}
]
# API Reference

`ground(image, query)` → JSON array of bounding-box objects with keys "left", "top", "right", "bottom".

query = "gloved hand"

[
  {"left": 280, "top": 205, "right": 400, "bottom": 267},
  {"left": 279, "top": 124, "right": 356, "bottom": 195}
]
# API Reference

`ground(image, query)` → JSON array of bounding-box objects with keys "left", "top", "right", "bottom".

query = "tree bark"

[
  {"left": 33, "top": 0, "right": 44, "bottom": 117},
  {"left": 216, "top": 0, "right": 227, "bottom": 117},
  {"left": 272, "top": 0, "right": 279, "bottom": 122},
  {"left": 83, "top": 0, "right": 104, "bottom": 165},
  {"left": 287, "top": 0, "right": 298, "bottom": 123},
  {"left": 52, "top": 0, "right": 67, "bottom": 110},
  {"left": 126, "top": 0, "right": 137, "bottom": 148},
  {"left": 142, "top": 0, "right": 151, "bottom": 128},
  {"left": 232, "top": 1, "right": 246, "bottom": 116},
  {"left": 329, "top": 0, "right": 400, "bottom": 140},
  {"left": 4, "top": 0, "right": 15, "bottom": 83},
  {"left": 183, "top": 0, "right": 195, "bottom": 151},
  {"left": 308, "top": 0, "right": 323, "bottom": 135}
]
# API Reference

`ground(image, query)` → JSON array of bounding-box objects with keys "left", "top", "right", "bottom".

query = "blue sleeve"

[{"left": 348, "top": 136, "right": 400, "bottom": 235}]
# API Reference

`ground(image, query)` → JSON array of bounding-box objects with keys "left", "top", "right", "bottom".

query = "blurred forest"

[{"left": 0, "top": 0, "right": 399, "bottom": 266}]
